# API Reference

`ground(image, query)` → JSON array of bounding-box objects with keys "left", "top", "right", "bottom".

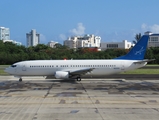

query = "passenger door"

[
  {"left": 22, "top": 65, "right": 27, "bottom": 71},
  {"left": 121, "top": 62, "right": 125, "bottom": 71}
]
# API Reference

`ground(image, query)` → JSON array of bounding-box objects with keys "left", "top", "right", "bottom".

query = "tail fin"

[{"left": 115, "top": 35, "right": 149, "bottom": 60}]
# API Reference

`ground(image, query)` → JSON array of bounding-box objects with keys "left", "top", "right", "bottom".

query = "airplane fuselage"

[{"left": 5, "top": 59, "right": 147, "bottom": 77}]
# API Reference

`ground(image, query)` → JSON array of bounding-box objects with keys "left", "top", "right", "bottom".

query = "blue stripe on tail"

[{"left": 114, "top": 35, "right": 149, "bottom": 60}]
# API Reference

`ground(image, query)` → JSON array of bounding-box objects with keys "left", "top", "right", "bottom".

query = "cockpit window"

[{"left": 11, "top": 65, "right": 17, "bottom": 67}]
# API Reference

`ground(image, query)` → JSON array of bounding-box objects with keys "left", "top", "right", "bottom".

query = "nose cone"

[
  {"left": 4, "top": 68, "right": 9, "bottom": 73},
  {"left": 4, "top": 68, "right": 12, "bottom": 74}
]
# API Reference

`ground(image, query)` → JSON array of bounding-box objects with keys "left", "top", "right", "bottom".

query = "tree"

[
  {"left": 54, "top": 43, "right": 63, "bottom": 49},
  {"left": 1, "top": 39, "right": 159, "bottom": 64},
  {"left": 133, "top": 33, "right": 142, "bottom": 44},
  {"left": 34, "top": 44, "right": 49, "bottom": 52}
]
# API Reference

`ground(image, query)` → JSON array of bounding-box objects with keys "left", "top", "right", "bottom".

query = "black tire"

[
  {"left": 77, "top": 77, "right": 81, "bottom": 81},
  {"left": 19, "top": 78, "right": 22, "bottom": 82}
]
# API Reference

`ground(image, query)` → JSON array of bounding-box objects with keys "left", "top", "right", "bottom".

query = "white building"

[
  {"left": 3, "top": 40, "right": 22, "bottom": 46},
  {"left": 0, "top": 27, "right": 10, "bottom": 40},
  {"left": 64, "top": 37, "right": 78, "bottom": 49},
  {"left": 64, "top": 34, "right": 101, "bottom": 49},
  {"left": 48, "top": 41, "right": 58, "bottom": 48},
  {"left": 100, "top": 40, "right": 133, "bottom": 51},
  {"left": 26, "top": 29, "right": 40, "bottom": 47},
  {"left": 144, "top": 31, "right": 159, "bottom": 47}
]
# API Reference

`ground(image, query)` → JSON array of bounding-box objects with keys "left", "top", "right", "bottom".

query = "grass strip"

[
  {"left": 121, "top": 69, "right": 159, "bottom": 74},
  {"left": 0, "top": 70, "right": 9, "bottom": 75}
]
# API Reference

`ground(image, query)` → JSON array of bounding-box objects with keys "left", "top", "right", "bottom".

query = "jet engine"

[{"left": 54, "top": 71, "right": 69, "bottom": 79}]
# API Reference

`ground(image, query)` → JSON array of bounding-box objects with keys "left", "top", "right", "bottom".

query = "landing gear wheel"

[
  {"left": 76, "top": 77, "right": 81, "bottom": 81},
  {"left": 19, "top": 78, "right": 22, "bottom": 82}
]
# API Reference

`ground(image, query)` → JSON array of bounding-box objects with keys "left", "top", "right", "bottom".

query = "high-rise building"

[
  {"left": 26, "top": 29, "right": 40, "bottom": 47},
  {"left": 0, "top": 27, "right": 10, "bottom": 40}
]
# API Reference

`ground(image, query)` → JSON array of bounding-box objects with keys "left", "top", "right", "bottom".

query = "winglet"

[{"left": 115, "top": 35, "right": 149, "bottom": 60}]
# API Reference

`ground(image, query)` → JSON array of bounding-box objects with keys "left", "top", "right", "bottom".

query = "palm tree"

[{"left": 133, "top": 33, "right": 142, "bottom": 44}]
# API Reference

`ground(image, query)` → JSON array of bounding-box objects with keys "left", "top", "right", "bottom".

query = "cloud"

[
  {"left": 59, "top": 34, "right": 67, "bottom": 40},
  {"left": 141, "top": 23, "right": 159, "bottom": 33},
  {"left": 141, "top": 23, "right": 147, "bottom": 30},
  {"left": 69, "top": 23, "right": 85, "bottom": 35},
  {"left": 149, "top": 24, "right": 159, "bottom": 33}
]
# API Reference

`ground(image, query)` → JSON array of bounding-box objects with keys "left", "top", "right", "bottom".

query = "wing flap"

[{"left": 69, "top": 68, "right": 95, "bottom": 75}]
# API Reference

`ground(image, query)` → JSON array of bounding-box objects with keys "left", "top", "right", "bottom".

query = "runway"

[
  {"left": 0, "top": 76, "right": 159, "bottom": 120},
  {"left": 83, "top": 74, "right": 159, "bottom": 80}
]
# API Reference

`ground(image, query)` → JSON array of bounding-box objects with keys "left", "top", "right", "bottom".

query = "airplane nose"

[
  {"left": 4, "top": 68, "right": 8, "bottom": 73},
  {"left": 4, "top": 68, "right": 10, "bottom": 74}
]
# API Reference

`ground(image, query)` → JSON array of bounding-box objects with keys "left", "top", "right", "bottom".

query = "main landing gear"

[
  {"left": 19, "top": 78, "right": 22, "bottom": 82},
  {"left": 76, "top": 77, "right": 81, "bottom": 81}
]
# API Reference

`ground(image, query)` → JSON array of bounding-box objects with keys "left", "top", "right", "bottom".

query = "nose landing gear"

[
  {"left": 76, "top": 77, "right": 81, "bottom": 81},
  {"left": 19, "top": 78, "right": 22, "bottom": 82}
]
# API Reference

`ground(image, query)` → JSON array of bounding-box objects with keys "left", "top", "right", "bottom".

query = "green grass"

[
  {"left": 0, "top": 65, "right": 10, "bottom": 67},
  {"left": 0, "top": 65, "right": 9, "bottom": 69},
  {"left": 146, "top": 64, "right": 159, "bottom": 66},
  {"left": 0, "top": 65, "right": 9, "bottom": 75},
  {"left": 121, "top": 69, "right": 159, "bottom": 74},
  {"left": 0, "top": 70, "right": 9, "bottom": 75}
]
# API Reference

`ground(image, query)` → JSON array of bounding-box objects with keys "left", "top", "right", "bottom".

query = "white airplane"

[{"left": 5, "top": 35, "right": 153, "bottom": 82}]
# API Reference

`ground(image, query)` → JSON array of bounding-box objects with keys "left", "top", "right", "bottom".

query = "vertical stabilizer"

[{"left": 115, "top": 35, "right": 149, "bottom": 60}]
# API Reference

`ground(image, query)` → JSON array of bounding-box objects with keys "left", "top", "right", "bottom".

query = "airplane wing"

[
  {"left": 46, "top": 68, "right": 95, "bottom": 79},
  {"left": 133, "top": 59, "right": 155, "bottom": 63},
  {"left": 69, "top": 68, "right": 95, "bottom": 76}
]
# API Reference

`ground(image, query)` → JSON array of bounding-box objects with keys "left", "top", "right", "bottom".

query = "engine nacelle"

[{"left": 54, "top": 71, "right": 69, "bottom": 79}]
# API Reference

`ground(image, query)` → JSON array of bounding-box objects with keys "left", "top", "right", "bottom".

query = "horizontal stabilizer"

[{"left": 133, "top": 59, "right": 155, "bottom": 63}]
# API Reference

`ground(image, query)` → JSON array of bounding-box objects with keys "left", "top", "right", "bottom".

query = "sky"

[{"left": 1, "top": 0, "right": 159, "bottom": 46}]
